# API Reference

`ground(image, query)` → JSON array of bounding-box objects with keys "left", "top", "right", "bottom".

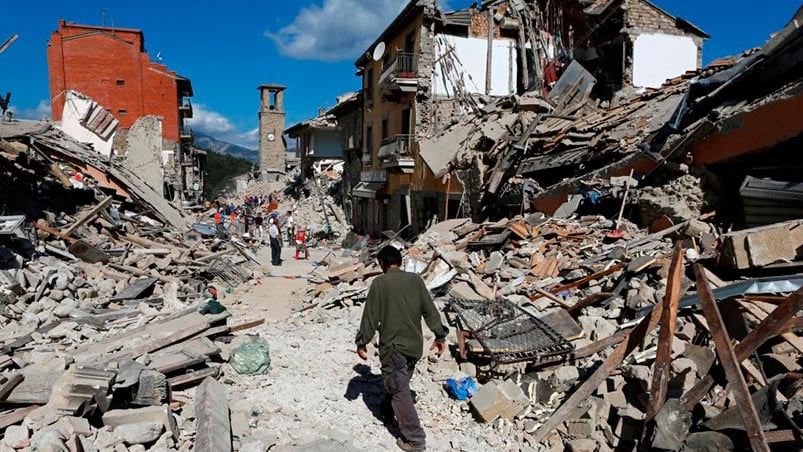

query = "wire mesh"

[{"left": 448, "top": 298, "right": 574, "bottom": 365}]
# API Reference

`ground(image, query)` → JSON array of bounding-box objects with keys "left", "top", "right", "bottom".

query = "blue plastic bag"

[{"left": 445, "top": 377, "right": 479, "bottom": 401}]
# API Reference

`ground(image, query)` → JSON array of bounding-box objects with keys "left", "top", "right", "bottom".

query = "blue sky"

[{"left": 1, "top": 0, "right": 800, "bottom": 149}]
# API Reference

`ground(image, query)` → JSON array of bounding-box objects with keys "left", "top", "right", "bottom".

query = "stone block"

[
  {"left": 115, "top": 421, "right": 163, "bottom": 445},
  {"left": 567, "top": 438, "right": 598, "bottom": 452},
  {"left": 549, "top": 366, "right": 580, "bottom": 392},
  {"left": 2, "top": 425, "right": 30, "bottom": 449},
  {"left": 55, "top": 416, "right": 92, "bottom": 437},
  {"left": 651, "top": 399, "right": 691, "bottom": 450},
  {"left": 470, "top": 379, "right": 528, "bottom": 422},
  {"left": 102, "top": 405, "right": 178, "bottom": 440},
  {"left": 718, "top": 219, "right": 803, "bottom": 269}
]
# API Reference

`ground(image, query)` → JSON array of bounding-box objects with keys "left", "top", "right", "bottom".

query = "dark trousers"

[
  {"left": 381, "top": 350, "right": 425, "bottom": 447},
  {"left": 270, "top": 238, "right": 281, "bottom": 265}
]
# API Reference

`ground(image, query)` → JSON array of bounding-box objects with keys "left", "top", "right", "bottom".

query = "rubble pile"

[
  {"left": 0, "top": 120, "right": 270, "bottom": 451},
  {"left": 240, "top": 178, "right": 289, "bottom": 199},
  {"left": 296, "top": 208, "right": 803, "bottom": 449},
  {"left": 291, "top": 181, "right": 350, "bottom": 241}
]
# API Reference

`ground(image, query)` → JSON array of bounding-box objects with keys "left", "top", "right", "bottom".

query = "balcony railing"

[
  {"left": 179, "top": 99, "right": 193, "bottom": 119},
  {"left": 180, "top": 126, "right": 194, "bottom": 142},
  {"left": 379, "top": 52, "right": 418, "bottom": 99},
  {"left": 378, "top": 134, "right": 415, "bottom": 173}
]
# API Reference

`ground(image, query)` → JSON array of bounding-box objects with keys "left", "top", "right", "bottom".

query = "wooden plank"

[
  {"left": 194, "top": 377, "right": 232, "bottom": 452},
  {"left": 531, "top": 263, "right": 626, "bottom": 301},
  {"left": 0, "top": 405, "right": 40, "bottom": 430},
  {"left": 764, "top": 429, "right": 803, "bottom": 445},
  {"left": 532, "top": 287, "right": 572, "bottom": 310},
  {"left": 63, "top": 196, "right": 113, "bottom": 236},
  {"left": 533, "top": 291, "right": 665, "bottom": 442},
  {"left": 694, "top": 263, "right": 769, "bottom": 452},
  {"left": 783, "top": 317, "right": 803, "bottom": 333},
  {"left": 644, "top": 243, "right": 684, "bottom": 422},
  {"left": 568, "top": 292, "right": 614, "bottom": 315},
  {"left": 72, "top": 312, "right": 221, "bottom": 364},
  {"left": 168, "top": 367, "right": 218, "bottom": 388},
  {"left": 743, "top": 300, "right": 803, "bottom": 354},
  {"left": 230, "top": 319, "right": 265, "bottom": 332},
  {"left": 34, "top": 221, "right": 77, "bottom": 243},
  {"left": 0, "top": 374, "right": 23, "bottom": 401},
  {"left": 573, "top": 328, "right": 632, "bottom": 359},
  {"left": 682, "top": 287, "right": 803, "bottom": 410}
]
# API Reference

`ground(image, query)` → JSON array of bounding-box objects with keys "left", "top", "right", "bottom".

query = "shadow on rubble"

[{"left": 345, "top": 364, "right": 416, "bottom": 439}]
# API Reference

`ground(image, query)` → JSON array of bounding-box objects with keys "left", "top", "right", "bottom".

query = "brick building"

[{"left": 47, "top": 20, "right": 202, "bottom": 202}]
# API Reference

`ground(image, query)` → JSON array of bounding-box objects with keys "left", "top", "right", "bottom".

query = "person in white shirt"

[
  {"left": 284, "top": 210, "right": 295, "bottom": 243},
  {"left": 268, "top": 218, "right": 282, "bottom": 266}
]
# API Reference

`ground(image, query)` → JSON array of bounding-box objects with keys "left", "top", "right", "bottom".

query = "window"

[
  {"left": 364, "top": 124, "right": 373, "bottom": 168},
  {"left": 381, "top": 117, "right": 388, "bottom": 140},
  {"left": 365, "top": 68, "right": 374, "bottom": 105},
  {"left": 401, "top": 108, "right": 411, "bottom": 135},
  {"left": 118, "top": 109, "right": 127, "bottom": 115},
  {"left": 116, "top": 79, "right": 125, "bottom": 86},
  {"left": 405, "top": 31, "right": 416, "bottom": 53}
]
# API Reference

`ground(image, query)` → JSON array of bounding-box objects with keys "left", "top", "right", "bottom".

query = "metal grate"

[
  {"left": 207, "top": 258, "right": 251, "bottom": 286},
  {"left": 448, "top": 298, "right": 574, "bottom": 365}
]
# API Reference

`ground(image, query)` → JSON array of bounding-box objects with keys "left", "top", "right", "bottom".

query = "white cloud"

[
  {"left": 186, "top": 103, "right": 235, "bottom": 135},
  {"left": 266, "top": 0, "right": 409, "bottom": 62},
  {"left": 13, "top": 99, "right": 52, "bottom": 120},
  {"left": 231, "top": 128, "right": 260, "bottom": 149},
  {"left": 187, "top": 103, "right": 259, "bottom": 150}
]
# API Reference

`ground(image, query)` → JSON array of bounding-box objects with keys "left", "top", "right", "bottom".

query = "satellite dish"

[{"left": 372, "top": 42, "right": 386, "bottom": 62}]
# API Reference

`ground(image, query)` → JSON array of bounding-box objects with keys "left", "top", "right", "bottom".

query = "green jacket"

[{"left": 356, "top": 268, "right": 448, "bottom": 363}]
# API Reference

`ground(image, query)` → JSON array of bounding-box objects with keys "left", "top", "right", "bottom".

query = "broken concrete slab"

[
  {"left": 195, "top": 377, "right": 232, "bottom": 452},
  {"left": 718, "top": 219, "right": 803, "bottom": 269}
]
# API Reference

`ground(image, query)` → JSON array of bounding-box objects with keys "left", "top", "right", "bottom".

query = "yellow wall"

[
  {"left": 362, "top": 14, "right": 423, "bottom": 170},
  {"left": 361, "top": 12, "right": 462, "bottom": 197}
]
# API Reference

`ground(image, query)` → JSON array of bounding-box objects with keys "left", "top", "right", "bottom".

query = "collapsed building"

[
  {"left": 46, "top": 21, "right": 204, "bottom": 204},
  {"left": 346, "top": 0, "right": 708, "bottom": 238}
]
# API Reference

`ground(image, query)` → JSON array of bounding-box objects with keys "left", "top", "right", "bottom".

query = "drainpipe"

[{"left": 486, "top": 8, "right": 494, "bottom": 96}]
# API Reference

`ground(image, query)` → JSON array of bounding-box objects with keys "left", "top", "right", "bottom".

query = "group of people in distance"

[{"left": 209, "top": 194, "right": 308, "bottom": 266}]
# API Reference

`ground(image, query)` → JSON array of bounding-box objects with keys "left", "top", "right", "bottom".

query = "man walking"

[
  {"left": 268, "top": 217, "right": 282, "bottom": 266},
  {"left": 356, "top": 246, "right": 447, "bottom": 452}
]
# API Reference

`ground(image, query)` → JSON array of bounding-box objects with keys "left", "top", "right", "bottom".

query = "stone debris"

[{"left": 1, "top": 3, "right": 803, "bottom": 451}]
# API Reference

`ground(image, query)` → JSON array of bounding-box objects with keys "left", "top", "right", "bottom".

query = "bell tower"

[{"left": 258, "top": 84, "right": 287, "bottom": 178}]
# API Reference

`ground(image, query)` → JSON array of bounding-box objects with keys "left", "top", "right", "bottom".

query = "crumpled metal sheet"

[{"left": 678, "top": 274, "right": 803, "bottom": 310}]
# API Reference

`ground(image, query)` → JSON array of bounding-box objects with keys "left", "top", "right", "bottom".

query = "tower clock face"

[{"left": 267, "top": 133, "right": 276, "bottom": 141}]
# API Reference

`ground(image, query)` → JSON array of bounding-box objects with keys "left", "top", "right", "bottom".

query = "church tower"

[{"left": 258, "top": 84, "right": 287, "bottom": 178}]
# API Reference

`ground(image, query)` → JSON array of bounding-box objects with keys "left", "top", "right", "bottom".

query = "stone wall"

[{"left": 124, "top": 115, "right": 164, "bottom": 195}]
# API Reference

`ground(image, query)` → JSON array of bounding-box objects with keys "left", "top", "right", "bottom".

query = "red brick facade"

[{"left": 47, "top": 21, "right": 186, "bottom": 142}]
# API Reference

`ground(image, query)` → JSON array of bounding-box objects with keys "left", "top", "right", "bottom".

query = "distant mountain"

[{"left": 194, "top": 132, "right": 259, "bottom": 164}]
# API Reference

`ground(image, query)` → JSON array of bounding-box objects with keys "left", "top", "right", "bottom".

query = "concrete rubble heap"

[
  {"left": 423, "top": 5, "right": 803, "bottom": 239},
  {"left": 1, "top": 4, "right": 803, "bottom": 452},
  {"left": 297, "top": 207, "right": 803, "bottom": 449},
  {"left": 0, "top": 119, "right": 271, "bottom": 451},
  {"left": 293, "top": 14, "right": 803, "bottom": 444}
]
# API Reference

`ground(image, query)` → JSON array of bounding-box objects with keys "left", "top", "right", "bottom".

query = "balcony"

[
  {"left": 378, "top": 134, "right": 415, "bottom": 174},
  {"left": 379, "top": 52, "right": 418, "bottom": 100},
  {"left": 179, "top": 99, "right": 193, "bottom": 119},
  {"left": 180, "top": 126, "right": 194, "bottom": 143}
]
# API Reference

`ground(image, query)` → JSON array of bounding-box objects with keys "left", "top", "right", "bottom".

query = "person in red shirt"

[{"left": 294, "top": 228, "right": 308, "bottom": 260}]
